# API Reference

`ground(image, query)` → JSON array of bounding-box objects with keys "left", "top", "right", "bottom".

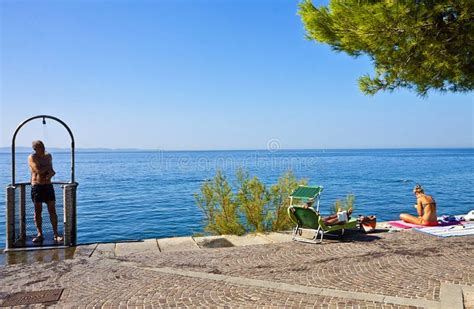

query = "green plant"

[
  {"left": 268, "top": 171, "right": 308, "bottom": 231},
  {"left": 195, "top": 169, "right": 308, "bottom": 235},
  {"left": 330, "top": 194, "right": 356, "bottom": 215},
  {"left": 299, "top": 0, "right": 474, "bottom": 96},
  {"left": 236, "top": 169, "right": 272, "bottom": 232},
  {"left": 194, "top": 171, "right": 245, "bottom": 235}
]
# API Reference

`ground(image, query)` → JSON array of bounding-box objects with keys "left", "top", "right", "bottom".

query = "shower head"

[{"left": 42, "top": 117, "right": 46, "bottom": 125}]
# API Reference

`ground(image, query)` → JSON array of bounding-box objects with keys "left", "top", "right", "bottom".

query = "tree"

[
  {"left": 236, "top": 169, "right": 272, "bottom": 233},
  {"left": 299, "top": 0, "right": 474, "bottom": 96},
  {"left": 194, "top": 171, "right": 245, "bottom": 235}
]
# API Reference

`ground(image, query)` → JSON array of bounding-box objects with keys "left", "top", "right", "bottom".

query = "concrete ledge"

[
  {"left": 115, "top": 239, "right": 159, "bottom": 256},
  {"left": 193, "top": 236, "right": 234, "bottom": 248},
  {"left": 461, "top": 285, "right": 474, "bottom": 309},
  {"left": 384, "top": 295, "right": 440, "bottom": 308},
  {"left": 92, "top": 243, "right": 116, "bottom": 258},
  {"left": 440, "top": 283, "right": 463, "bottom": 309},
  {"left": 223, "top": 234, "right": 271, "bottom": 246},
  {"left": 258, "top": 232, "right": 292, "bottom": 243},
  {"left": 157, "top": 237, "right": 199, "bottom": 252},
  {"left": 74, "top": 243, "right": 98, "bottom": 258},
  {"left": 320, "top": 289, "right": 385, "bottom": 303}
]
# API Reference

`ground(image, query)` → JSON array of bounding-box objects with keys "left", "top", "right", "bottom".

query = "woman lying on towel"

[
  {"left": 303, "top": 201, "right": 353, "bottom": 226},
  {"left": 400, "top": 184, "right": 438, "bottom": 226}
]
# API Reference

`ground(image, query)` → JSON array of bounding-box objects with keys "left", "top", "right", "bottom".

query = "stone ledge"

[{"left": 157, "top": 236, "right": 199, "bottom": 252}]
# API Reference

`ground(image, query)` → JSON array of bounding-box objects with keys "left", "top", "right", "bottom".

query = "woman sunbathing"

[
  {"left": 303, "top": 201, "right": 353, "bottom": 225},
  {"left": 400, "top": 184, "right": 438, "bottom": 226},
  {"left": 323, "top": 208, "right": 353, "bottom": 226}
]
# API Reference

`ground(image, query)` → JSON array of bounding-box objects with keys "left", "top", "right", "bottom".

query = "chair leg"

[
  {"left": 339, "top": 228, "right": 345, "bottom": 240},
  {"left": 314, "top": 227, "right": 321, "bottom": 242},
  {"left": 292, "top": 225, "right": 299, "bottom": 241},
  {"left": 319, "top": 230, "right": 324, "bottom": 243}
]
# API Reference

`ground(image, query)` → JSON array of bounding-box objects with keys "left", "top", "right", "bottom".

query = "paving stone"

[
  {"left": 1, "top": 230, "right": 472, "bottom": 308},
  {"left": 115, "top": 239, "right": 158, "bottom": 256},
  {"left": 223, "top": 234, "right": 271, "bottom": 246},
  {"left": 157, "top": 236, "right": 199, "bottom": 252}
]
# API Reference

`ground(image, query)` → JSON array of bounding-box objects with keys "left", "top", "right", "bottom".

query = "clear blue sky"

[{"left": 1, "top": 0, "right": 472, "bottom": 150}]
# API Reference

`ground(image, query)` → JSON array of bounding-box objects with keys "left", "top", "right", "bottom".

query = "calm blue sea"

[{"left": 1, "top": 149, "right": 473, "bottom": 248}]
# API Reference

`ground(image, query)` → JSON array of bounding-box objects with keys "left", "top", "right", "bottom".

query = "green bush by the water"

[
  {"left": 195, "top": 170, "right": 307, "bottom": 235},
  {"left": 330, "top": 194, "right": 356, "bottom": 215},
  {"left": 194, "top": 171, "right": 245, "bottom": 235}
]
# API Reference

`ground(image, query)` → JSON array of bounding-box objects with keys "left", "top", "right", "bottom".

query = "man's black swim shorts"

[{"left": 31, "top": 184, "right": 56, "bottom": 204}]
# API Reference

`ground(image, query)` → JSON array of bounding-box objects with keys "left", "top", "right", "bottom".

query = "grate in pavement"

[{"left": 1, "top": 288, "right": 63, "bottom": 306}]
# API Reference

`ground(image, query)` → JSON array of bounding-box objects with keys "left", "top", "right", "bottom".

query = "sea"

[{"left": 1, "top": 148, "right": 473, "bottom": 248}]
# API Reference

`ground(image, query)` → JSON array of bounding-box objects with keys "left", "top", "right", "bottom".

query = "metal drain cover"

[{"left": 1, "top": 288, "right": 63, "bottom": 306}]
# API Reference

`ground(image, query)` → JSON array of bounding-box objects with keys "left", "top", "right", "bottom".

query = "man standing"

[{"left": 28, "top": 140, "right": 63, "bottom": 242}]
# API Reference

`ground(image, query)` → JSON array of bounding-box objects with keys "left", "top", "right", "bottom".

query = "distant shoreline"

[{"left": 1, "top": 147, "right": 473, "bottom": 154}]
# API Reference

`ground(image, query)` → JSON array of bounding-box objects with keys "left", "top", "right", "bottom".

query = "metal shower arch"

[{"left": 11, "top": 115, "right": 75, "bottom": 185}]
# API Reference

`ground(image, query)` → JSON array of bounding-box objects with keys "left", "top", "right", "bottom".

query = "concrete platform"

[
  {"left": 257, "top": 232, "right": 293, "bottom": 243},
  {"left": 92, "top": 243, "right": 116, "bottom": 258},
  {"left": 157, "top": 236, "right": 199, "bottom": 252},
  {"left": 115, "top": 239, "right": 159, "bottom": 256},
  {"left": 223, "top": 233, "right": 271, "bottom": 246},
  {"left": 193, "top": 235, "right": 235, "bottom": 248}
]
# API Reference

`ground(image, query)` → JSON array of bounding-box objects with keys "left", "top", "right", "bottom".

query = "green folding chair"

[
  {"left": 288, "top": 185, "right": 357, "bottom": 243},
  {"left": 289, "top": 185, "right": 324, "bottom": 211}
]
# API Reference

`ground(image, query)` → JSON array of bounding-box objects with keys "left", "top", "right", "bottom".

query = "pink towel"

[
  {"left": 388, "top": 220, "right": 464, "bottom": 229},
  {"left": 388, "top": 221, "right": 425, "bottom": 229}
]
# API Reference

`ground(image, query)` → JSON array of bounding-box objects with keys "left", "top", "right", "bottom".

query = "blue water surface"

[{"left": 1, "top": 149, "right": 473, "bottom": 248}]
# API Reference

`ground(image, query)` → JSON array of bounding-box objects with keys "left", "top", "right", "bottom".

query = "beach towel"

[
  {"left": 388, "top": 220, "right": 462, "bottom": 229},
  {"left": 388, "top": 221, "right": 426, "bottom": 229},
  {"left": 414, "top": 223, "right": 474, "bottom": 238},
  {"left": 438, "top": 215, "right": 464, "bottom": 225}
]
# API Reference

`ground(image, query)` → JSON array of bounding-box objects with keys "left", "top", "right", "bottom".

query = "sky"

[{"left": 1, "top": 0, "right": 472, "bottom": 150}]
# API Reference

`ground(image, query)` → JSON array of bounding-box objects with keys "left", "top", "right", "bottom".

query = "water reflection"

[{"left": 0, "top": 247, "right": 76, "bottom": 265}]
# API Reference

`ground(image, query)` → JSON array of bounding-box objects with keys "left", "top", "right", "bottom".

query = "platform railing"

[{"left": 5, "top": 181, "right": 78, "bottom": 250}]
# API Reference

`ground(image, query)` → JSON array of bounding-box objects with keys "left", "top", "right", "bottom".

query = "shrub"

[
  {"left": 268, "top": 171, "right": 307, "bottom": 231},
  {"left": 194, "top": 171, "right": 245, "bottom": 235},
  {"left": 330, "top": 194, "right": 356, "bottom": 215},
  {"left": 195, "top": 169, "right": 309, "bottom": 235},
  {"left": 236, "top": 169, "right": 272, "bottom": 232}
]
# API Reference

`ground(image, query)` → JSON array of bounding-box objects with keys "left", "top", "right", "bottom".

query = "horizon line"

[{"left": 1, "top": 146, "right": 473, "bottom": 153}]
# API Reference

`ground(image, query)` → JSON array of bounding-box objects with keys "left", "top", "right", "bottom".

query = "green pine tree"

[{"left": 299, "top": 0, "right": 474, "bottom": 96}]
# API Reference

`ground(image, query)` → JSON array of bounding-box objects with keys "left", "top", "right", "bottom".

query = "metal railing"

[
  {"left": 5, "top": 182, "right": 77, "bottom": 249},
  {"left": 5, "top": 115, "right": 78, "bottom": 251}
]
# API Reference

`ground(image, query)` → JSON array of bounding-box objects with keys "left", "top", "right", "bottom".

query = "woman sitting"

[{"left": 400, "top": 184, "right": 438, "bottom": 226}]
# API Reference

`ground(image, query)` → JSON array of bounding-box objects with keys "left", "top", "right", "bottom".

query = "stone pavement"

[{"left": 1, "top": 228, "right": 473, "bottom": 308}]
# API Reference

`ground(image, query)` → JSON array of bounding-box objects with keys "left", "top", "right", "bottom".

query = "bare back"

[
  {"left": 417, "top": 194, "right": 437, "bottom": 223},
  {"left": 28, "top": 152, "right": 55, "bottom": 185}
]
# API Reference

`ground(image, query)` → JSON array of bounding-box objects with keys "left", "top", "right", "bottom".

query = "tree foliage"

[
  {"left": 236, "top": 170, "right": 272, "bottom": 232},
  {"left": 195, "top": 171, "right": 245, "bottom": 235},
  {"left": 330, "top": 194, "right": 356, "bottom": 215},
  {"left": 268, "top": 171, "right": 307, "bottom": 231},
  {"left": 195, "top": 170, "right": 307, "bottom": 235},
  {"left": 299, "top": 0, "right": 474, "bottom": 96}
]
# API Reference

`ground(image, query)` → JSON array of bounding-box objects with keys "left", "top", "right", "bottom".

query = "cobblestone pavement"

[{"left": 1, "top": 229, "right": 473, "bottom": 308}]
